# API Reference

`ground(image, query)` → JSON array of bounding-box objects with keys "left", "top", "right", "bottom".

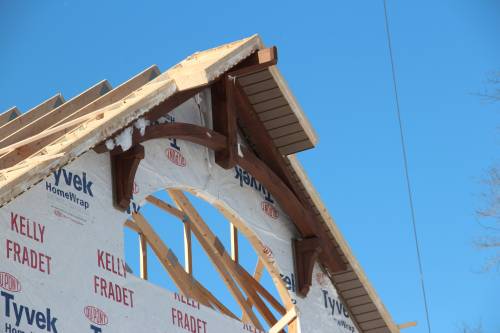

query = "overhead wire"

[{"left": 381, "top": 1, "right": 432, "bottom": 332}]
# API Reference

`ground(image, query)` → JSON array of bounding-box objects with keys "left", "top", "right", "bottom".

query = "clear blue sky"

[{"left": 1, "top": 1, "right": 499, "bottom": 332}]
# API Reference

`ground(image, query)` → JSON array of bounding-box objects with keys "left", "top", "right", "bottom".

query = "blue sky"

[{"left": 1, "top": 1, "right": 499, "bottom": 332}]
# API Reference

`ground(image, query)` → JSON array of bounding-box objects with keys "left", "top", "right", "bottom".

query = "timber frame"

[
  {"left": 125, "top": 189, "right": 295, "bottom": 331},
  {"left": 0, "top": 35, "right": 401, "bottom": 333},
  {"left": 95, "top": 47, "right": 346, "bottom": 299}
]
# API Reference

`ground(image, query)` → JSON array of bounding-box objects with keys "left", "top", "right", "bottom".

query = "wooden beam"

[
  {"left": 111, "top": 144, "right": 145, "bottom": 211},
  {"left": 169, "top": 190, "right": 284, "bottom": 329},
  {"left": 184, "top": 219, "right": 193, "bottom": 275},
  {"left": 124, "top": 219, "right": 141, "bottom": 233},
  {"left": 0, "top": 80, "right": 111, "bottom": 150},
  {"left": 146, "top": 195, "right": 184, "bottom": 219},
  {"left": 228, "top": 47, "right": 278, "bottom": 77},
  {"left": 253, "top": 258, "right": 264, "bottom": 281},
  {"left": 0, "top": 94, "right": 64, "bottom": 138},
  {"left": 230, "top": 223, "right": 239, "bottom": 263},
  {"left": 268, "top": 307, "right": 297, "bottom": 333},
  {"left": 211, "top": 77, "right": 237, "bottom": 169},
  {"left": 94, "top": 122, "right": 227, "bottom": 154},
  {"left": 139, "top": 233, "right": 148, "bottom": 280},
  {"left": 99, "top": 121, "right": 346, "bottom": 293},
  {"left": 194, "top": 280, "right": 238, "bottom": 320},
  {"left": 398, "top": 322, "right": 417, "bottom": 329},
  {"left": 131, "top": 212, "right": 211, "bottom": 306}
]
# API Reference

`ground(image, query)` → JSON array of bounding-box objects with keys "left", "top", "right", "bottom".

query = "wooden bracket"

[
  {"left": 111, "top": 144, "right": 145, "bottom": 211},
  {"left": 293, "top": 237, "right": 322, "bottom": 297},
  {"left": 211, "top": 77, "right": 237, "bottom": 169}
]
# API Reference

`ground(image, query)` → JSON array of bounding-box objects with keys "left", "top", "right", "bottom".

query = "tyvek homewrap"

[{"left": 0, "top": 88, "right": 357, "bottom": 333}]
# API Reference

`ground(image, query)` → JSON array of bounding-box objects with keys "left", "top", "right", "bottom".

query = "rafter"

[
  {"left": 168, "top": 190, "right": 264, "bottom": 330},
  {"left": 169, "top": 190, "right": 288, "bottom": 330}
]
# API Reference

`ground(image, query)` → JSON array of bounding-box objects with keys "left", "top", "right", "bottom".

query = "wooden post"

[
  {"left": 139, "top": 233, "right": 148, "bottom": 280},
  {"left": 230, "top": 223, "right": 239, "bottom": 263},
  {"left": 184, "top": 219, "right": 193, "bottom": 275}
]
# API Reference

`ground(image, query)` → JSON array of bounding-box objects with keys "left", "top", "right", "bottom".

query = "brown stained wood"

[
  {"left": 94, "top": 123, "right": 227, "bottom": 154},
  {"left": 139, "top": 233, "right": 148, "bottom": 280},
  {"left": 131, "top": 212, "right": 212, "bottom": 306},
  {"left": 268, "top": 122, "right": 302, "bottom": 139},
  {"left": 263, "top": 113, "right": 299, "bottom": 130},
  {"left": 257, "top": 105, "right": 292, "bottom": 122},
  {"left": 253, "top": 96, "right": 289, "bottom": 113},
  {"left": 211, "top": 78, "right": 237, "bottom": 169},
  {"left": 228, "top": 47, "right": 278, "bottom": 77},
  {"left": 242, "top": 78, "right": 277, "bottom": 95},
  {"left": 356, "top": 311, "right": 382, "bottom": 323},
  {"left": 293, "top": 237, "right": 322, "bottom": 296},
  {"left": 98, "top": 121, "right": 346, "bottom": 294},
  {"left": 111, "top": 144, "right": 145, "bottom": 211},
  {"left": 238, "top": 70, "right": 273, "bottom": 87},
  {"left": 360, "top": 319, "right": 388, "bottom": 331},
  {"left": 278, "top": 140, "right": 313, "bottom": 156},
  {"left": 273, "top": 131, "right": 309, "bottom": 147},
  {"left": 0, "top": 94, "right": 64, "bottom": 138},
  {"left": 247, "top": 87, "right": 282, "bottom": 104}
]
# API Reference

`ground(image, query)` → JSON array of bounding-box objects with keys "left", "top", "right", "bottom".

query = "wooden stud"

[
  {"left": 146, "top": 195, "right": 184, "bottom": 219},
  {"left": 397, "top": 322, "right": 417, "bottom": 329},
  {"left": 169, "top": 190, "right": 285, "bottom": 329},
  {"left": 184, "top": 218, "right": 193, "bottom": 275},
  {"left": 139, "top": 233, "right": 148, "bottom": 280},
  {"left": 131, "top": 212, "right": 211, "bottom": 306},
  {"left": 230, "top": 223, "right": 239, "bottom": 263},
  {"left": 268, "top": 307, "right": 298, "bottom": 333}
]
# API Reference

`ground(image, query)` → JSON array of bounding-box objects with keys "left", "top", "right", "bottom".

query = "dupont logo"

[
  {"left": 261, "top": 201, "right": 278, "bottom": 219},
  {"left": 0, "top": 272, "right": 21, "bottom": 292},
  {"left": 165, "top": 147, "right": 186, "bottom": 167},
  {"left": 84, "top": 306, "right": 108, "bottom": 326},
  {"left": 315, "top": 272, "right": 328, "bottom": 288}
]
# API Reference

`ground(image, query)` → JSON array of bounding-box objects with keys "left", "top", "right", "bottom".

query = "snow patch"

[
  {"left": 134, "top": 118, "right": 150, "bottom": 136},
  {"left": 105, "top": 139, "right": 115, "bottom": 150},
  {"left": 115, "top": 127, "right": 133, "bottom": 151}
]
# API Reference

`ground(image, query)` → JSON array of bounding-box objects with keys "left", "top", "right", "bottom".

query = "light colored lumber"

[
  {"left": 146, "top": 195, "right": 184, "bottom": 219},
  {"left": 0, "top": 81, "right": 111, "bottom": 149},
  {"left": 254, "top": 257, "right": 265, "bottom": 281},
  {"left": 124, "top": 219, "right": 141, "bottom": 233},
  {"left": 268, "top": 307, "right": 297, "bottom": 333},
  {"left": 131, "top": 212, "right": 210, "bottom": 306},
  {"left": 0, "top": 94, "right": 64, "bottom": 138},
  {"left": 194, "top": 280, "right": 238, "bottom": 320},
  {"left": 230, "top": 223, "right": 239, "bottom": 263},
  {"left": 398, "top": 322, "right": 417, "bottom": 329},
  {"left": 139, "top": 233, "right": 148, "bottom": 280},
  {"left": 169, "top": 190, "right": 274, "bottom": 330},
  {"left": 0, "top": 107, "right": 21, "bottom": 126},
  {"left": 184, "top": 219, "right": 192, "bottom": 275}
]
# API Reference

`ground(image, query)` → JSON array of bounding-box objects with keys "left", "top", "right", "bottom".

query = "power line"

[{"left": 381, "top": 1, "right": 432, "bottom": 332}]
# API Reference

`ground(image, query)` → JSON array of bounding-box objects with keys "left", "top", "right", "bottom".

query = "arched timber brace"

[
  {"left": 95, "top": 45, "right": 346, "bottom": 296},
  {"left": 111, "top": 144, "right": 145, "bottom": 210},
  {"left": 98, "top": 122, "right": 346, "bottom": 295}
]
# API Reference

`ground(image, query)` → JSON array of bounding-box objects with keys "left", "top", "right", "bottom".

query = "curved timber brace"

[{"left": 95, "top": 46, "right": 346, "bottom": 297}]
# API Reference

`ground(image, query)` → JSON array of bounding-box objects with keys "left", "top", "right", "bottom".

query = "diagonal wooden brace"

[
  {"left": 293, "top": 237, "right": 322, "bottom": 297},
  {"left": 111, "top": 144, "right": 145, "bottom": 211}
]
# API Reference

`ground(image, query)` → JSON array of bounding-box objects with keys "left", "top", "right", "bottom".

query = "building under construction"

[{"left": 0, "top": 35, "right": 407, "bottom": 333}]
